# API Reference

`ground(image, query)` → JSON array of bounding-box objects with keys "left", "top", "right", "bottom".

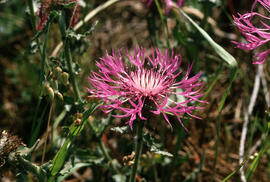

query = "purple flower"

[
  {"left": 233, "top": 0, "right": 270, "bottom": 64},
  {"left": 88, "top": 48, "right": 205, "bottom": 130},
  {"left": 142, "top": 0, "right": 184, "bottom": 13}
]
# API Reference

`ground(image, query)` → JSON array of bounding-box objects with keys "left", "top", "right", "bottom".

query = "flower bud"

[
  {"left": 54, "top": 66, "right": 62, "bottom": 79},
  {"left": 60, "top": 72, "right": 69, "bottom": 85},
  {"left": 74, "top": 118, "right": 81, "bottom": 126},
  {"left": 47, "top": 87, "right": 54, "bottom": 100},
  {"left": 56, "top": 91, "right": 64, "bottom": 101},
  {"left": 42, "top": 82, "right": 50, "bottom": 96}
]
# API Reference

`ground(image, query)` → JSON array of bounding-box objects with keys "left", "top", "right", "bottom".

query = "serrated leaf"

[
  {"left": 59, "top": 162, "right": 89, "bottom": 176},
  {"left": 110, "top": 126, "right": 130, "bottom": 134},
  {"left": 143, "top": 133, "right": 173, "bottom": 157},
  {"left": 57, "top": 157, "right": 104, "bottom": 182},
  {"left": 154, "top": 150, "right": 173, "bottom": 157},
  {"left": 67, "top": 21, "right": 98, "bottom": 40},
  {"left": 67, "top": 30, "right": 86, "bottom": 40},
  {"left": 92, "top": 114, "right": 111, "bottom": 136}
]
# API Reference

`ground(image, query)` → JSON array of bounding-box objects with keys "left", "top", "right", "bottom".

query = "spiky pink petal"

[
  {"left": 88, "top": 48, "right": 205, "bottom": 130},
  {"left": 233, "top": 0, "right": 270, "bottom": 64}
]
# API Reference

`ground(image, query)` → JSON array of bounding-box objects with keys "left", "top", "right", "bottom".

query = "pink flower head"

[
  {"left": 233, "top": 0, "right": 270, "bottom": 64},
  {"left": 88, "top": 48, "right": 205, "bottom": 130},
  {"left": 142, "top": 0, "right": 184, "bottom": 14},
  {"left": 36, "top": 0, "right": 79, "bottom": 31}
]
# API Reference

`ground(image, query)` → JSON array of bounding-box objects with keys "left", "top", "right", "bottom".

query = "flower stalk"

[
  {"left": 129, "top": 121, "right": 144, "bottom": 182},
  {"left": 97, "top": 139, "right": 121, "bottom": 174},
  {"left": 27, "top": 0, "right": 36, "bottom": 32},
  {"left": 58, "top": 11, "right": 82, "bottom": 103},
  {"left": 153, "top": 0, "right": 170, "bottom": 48}
]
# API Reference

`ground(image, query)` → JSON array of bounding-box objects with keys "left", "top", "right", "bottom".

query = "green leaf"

[
  {"left": 92, "top": 114, "right": 111, "bottom": 136},
  {"left": 67, "top": 30, "right": 86, "bottom": 40},
  {"left": 176, "top": 7, "right": 238, "bottom": 68},
  {"left": 48, "top": 102, "right": 102, "bottom": 181},
  {"left": 143, "top": 133, "right": 173, "bottom": 157},
  {"left": 67, "top": 21, "right": 99, "bottom": 40},
  {"left": 57, "top": 156, "right": 104, "bottom": 182},
  {"left": 221, "top": 122, "right": 270, "bottom": 182},
  {"left": 59, "top": 162, "right": 89, "bottom": 176},
  {"left": 110, "top": 126, "right": 130, "bottom": 134}
]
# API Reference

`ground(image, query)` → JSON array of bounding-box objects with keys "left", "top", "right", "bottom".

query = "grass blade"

[
  {"left": 176, "top": 7, "right": 238, "bottom": 69},
  {"left": 48, "top": 102, "right": 102, "bottom": 181}
]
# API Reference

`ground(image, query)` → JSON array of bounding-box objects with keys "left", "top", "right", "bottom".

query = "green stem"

[
  {"left": 129, "top": 122, "right": 144, "bottom": 182},
  {"left": 58, "top": 11, "right": 82, "bottom": 103},
  {"left": 41, "top": 100, "right": 54, "bottom": 164},
  {"left": 64, "top": 39, "right": 81, "bottom": 103},
  {"left": 221, "top": 157, "right": 248, "bottom": 182},
  {"left": 98, "top": 140, "right": 112, "bottom": 161},
  {"left": 154, "top": 0, "right": 170, "bottom": 48},
  {"left": 29, "top": 23, "right": 50, "bottom": 147},
  {"left": 27, "top": 0, "right": 36, "bottom": 32},
  {"left": 86, "top": 120, "right": 121, "bottom": 174},
  {"left": 98, "top": 140, "right": 121, "bottom": 174}
]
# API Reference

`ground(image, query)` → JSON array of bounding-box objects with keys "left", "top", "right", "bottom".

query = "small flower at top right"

[{"left": 232, "top": 0, "right": 270, "bottom": 64}]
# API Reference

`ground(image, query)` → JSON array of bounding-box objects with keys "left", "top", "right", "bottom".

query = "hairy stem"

[{"left": 129, "top": 122, "right": 144, "bottom": 182}]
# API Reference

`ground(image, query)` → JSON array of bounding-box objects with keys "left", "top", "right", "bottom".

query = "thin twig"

[
  {"left": 258, "top": 64, "right": 270, "bottom": 107},
  {"left": 247, "top": 64, "right": 270, "bottom": 156},
  {"left": 248, "top": 67, "right": 261, "bottom": 115},
  {"left": 239, "top": 66, "right": 261, "bottom": 182}
]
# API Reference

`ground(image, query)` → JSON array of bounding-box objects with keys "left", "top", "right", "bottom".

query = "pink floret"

[
  {"left": 88, "top": 48, "right": 205, "bottom": 130},
  {"left": 233, "top": 0, "right": 270, "bottom": 64}
]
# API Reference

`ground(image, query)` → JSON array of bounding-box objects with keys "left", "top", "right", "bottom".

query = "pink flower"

[
  {"left": 233, "top": 0, "right": 270, "bottom": 64},
  {"left": 88, "top": 48, "right": 205, "bottom": 130},
  {"left": 142, "top": 0, "right": 184, "bottom": 13},
  {"left": 36, "top": 0, "right": 79, "bottom": 31}
]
